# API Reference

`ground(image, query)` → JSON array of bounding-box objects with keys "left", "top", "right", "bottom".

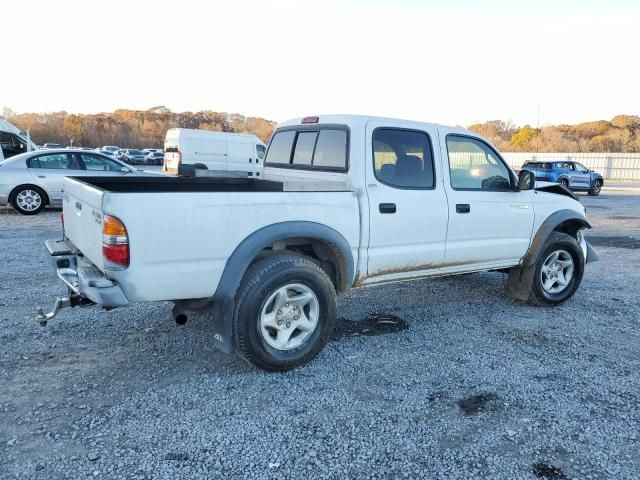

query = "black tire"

[
  {"left": 588, "top": 179, "right": 602, "bottom": 196},
  {"left": 234, "top": 255, "right": 337, "bottom": 371},
  {"left": 559, "top": 178, "right": 569, "bottom": 188},
  {"left": 10, "top": 185, "right": 46, "bottom": 215},
  {"left": 527, "top": 232, "right": 585, "bottom": 306}
]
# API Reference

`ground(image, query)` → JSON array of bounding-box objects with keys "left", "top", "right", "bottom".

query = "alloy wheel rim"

[
  {"left": 16, "top": 190, "right": 42, "bottom": 211},
  {"left": 259, "top": 283, "right": 320, "bottom": 351},
  {"left": 541, "top": 249, "right": 574, "bottom": 294}
]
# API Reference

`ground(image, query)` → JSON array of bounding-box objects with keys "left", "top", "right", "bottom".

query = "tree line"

[
  {"left": 2, "top": 106, "right": 276, "bottom": 148},
  {"left": 3, "top": 107, "right": 640, "bottom": 152},
  {"left": 467, "top": 115, "right": 640, "bottom": 153}
]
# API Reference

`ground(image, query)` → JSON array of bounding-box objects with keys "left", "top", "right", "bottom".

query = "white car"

[
  {"left": 0, "top": 149, "right": 147, "bottom": 215},
  {"left": 39, "top": 115, "right": 598, "bottom": 371}
]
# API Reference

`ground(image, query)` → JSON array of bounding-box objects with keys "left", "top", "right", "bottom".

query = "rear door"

[
  {"left": 26, "top": 152, "right": 85, "bottom": 203},
  {"left": 365, "top": 121, "right": 448, "bottom": 278},
  {"left": 441, "top": 134, "right": 534, "bottom": 268}
]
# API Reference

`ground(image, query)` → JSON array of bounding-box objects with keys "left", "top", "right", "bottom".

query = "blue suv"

[{"left": 522, "top": 161, "right": 604, "bottom": 196}]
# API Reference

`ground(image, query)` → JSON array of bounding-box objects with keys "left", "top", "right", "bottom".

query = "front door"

[
  {"left": 365, "top": 122, "right": 448, "bottom": 280},
  {"left": 441, "top": 134, "right": 534, "bottom": 268},
  {"left": 572, "top": 162, "right": 591, "bottom": 189}
]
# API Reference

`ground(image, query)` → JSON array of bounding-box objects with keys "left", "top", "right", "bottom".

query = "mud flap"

[
  {"left": 211, "top": 297, "right": 234, "bottom": 353},
  {"left": 505, "top": 265, "right": 536, "bottom": 302}
]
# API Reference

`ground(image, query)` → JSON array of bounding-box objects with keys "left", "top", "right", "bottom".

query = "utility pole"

[{"left": 536, "top": 101, "right": 540, "bottom": 153}]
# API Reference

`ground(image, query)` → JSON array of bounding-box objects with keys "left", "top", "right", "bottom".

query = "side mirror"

[
  {"left": 120, "top": 167, "right": 130, "bottom": 173},
  {"left": 518, "top": 170, "right": 535, "bottom": 190}
]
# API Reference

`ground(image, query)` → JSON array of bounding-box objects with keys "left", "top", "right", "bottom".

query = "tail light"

[{"left": 103, "top": 215, "right": 129, "bottom": 269}]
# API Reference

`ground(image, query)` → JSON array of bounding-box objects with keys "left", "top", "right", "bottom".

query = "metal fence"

[{"left": 501, "top": 153, "right": 640, "bottom": 181}]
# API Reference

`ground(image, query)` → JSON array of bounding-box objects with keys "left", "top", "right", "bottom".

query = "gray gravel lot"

[{"left": 1, "top": 191, "right": 639, "bottom": 479}]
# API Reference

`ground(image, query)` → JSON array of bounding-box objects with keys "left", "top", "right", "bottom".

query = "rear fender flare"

[{"left": 209, "top": 221, "right": 354, "bottom": 352}]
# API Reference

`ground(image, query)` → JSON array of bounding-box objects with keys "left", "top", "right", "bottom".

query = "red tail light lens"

[{"left": 103, "top": 215, "right": 129, "bottom": 269}]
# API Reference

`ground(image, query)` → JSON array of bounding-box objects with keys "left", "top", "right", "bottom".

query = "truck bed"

[
  {"left": 61, "top": 175, "right": 360, "bottom": 303},
  {"left": 68, "top": 176, "right": 284, "bottom": 193}
]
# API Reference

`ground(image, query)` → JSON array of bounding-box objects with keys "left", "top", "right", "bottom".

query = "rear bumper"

[{"left": 45, "top": 239, "right": 129, "bottom": 307}]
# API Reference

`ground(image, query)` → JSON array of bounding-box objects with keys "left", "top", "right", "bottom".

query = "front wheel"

[
  {"left": 588, "top": 179, "right": 602, "bottom": 196},
  {"left": 559, "top": 178, "right": 569, "bottom": 189},
  {"left": 233, "top": 255, "right": 337, "bottom": 371},
  {"left": 11, "top": 186, "right": 46, "bottom": 215},
  {"left": 527, "top": 232, "right": 585, "bottom": 306}
]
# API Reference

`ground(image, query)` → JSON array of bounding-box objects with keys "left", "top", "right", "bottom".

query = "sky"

[{"left": 2, "top": 0, "right": 639, "bottom": 127}]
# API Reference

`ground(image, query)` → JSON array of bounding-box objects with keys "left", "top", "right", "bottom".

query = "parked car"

[
  {"left": 146, "top": 151, "right": 164, "bottom": 165},
  {"left": 97, "top": 150, "right": 120, "bottom": 160},
  {"left": 521, "top": 161, "right": 604, "bottom": 196},
  {"left": 38, "top": 115, "right": 598, "bottom": 371},
  {"left": 0, "top": 149, "right": 148, "bottom": 215},
  {"left": 163, "top": 129, "right": 266, "bottom": 177},
  {"left": 120, "top": 149, "right": 147, "bottom": 165},
  {"left": 42, "top": 143, "right": 64, "bottom": 150},
  {"left": 101, "top": 146, "right": 121, "bottom": 153}
]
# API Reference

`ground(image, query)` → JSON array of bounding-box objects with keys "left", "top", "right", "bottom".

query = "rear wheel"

[
  {"left": 559, "top": 178, "right": 569, "bottom": 188},
  {"left": 233, "top": 255, "right": 336, "bottom": 371},
  {"left": 11, "top": 186, "right": 46, "bottom": 215},
  {"left": 527, "top": 232, "right": 584, "bottom": 306},
  {"left": 588, "top": 179, "right": 602, "bottom": 196}
]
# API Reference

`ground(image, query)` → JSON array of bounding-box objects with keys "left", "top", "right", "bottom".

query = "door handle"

[
  {"left": 456, "top": 203, "right": 470, "bottom": 214},
  {"left": 38, "top": 175, "right": 46, "bottom": 178},
  {"left": 379, "top": 203, "right": 396, "bottom": 214}
]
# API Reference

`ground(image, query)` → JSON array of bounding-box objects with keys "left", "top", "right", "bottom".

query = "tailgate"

[{"left": 62, "top": 178, "right": 106, "bottom": 271}]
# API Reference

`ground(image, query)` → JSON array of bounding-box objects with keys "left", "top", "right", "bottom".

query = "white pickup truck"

[{"left": 39, "top": 115, "right": 598, "bottom": 371}]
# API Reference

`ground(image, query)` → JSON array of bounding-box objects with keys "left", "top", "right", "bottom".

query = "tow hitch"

[{"left": 36, "top": 294, "right": 95, "bottom": 326}]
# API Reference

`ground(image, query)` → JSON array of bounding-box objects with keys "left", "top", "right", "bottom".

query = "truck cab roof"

[{"left": 279, "top": 114, "right": 471, "bottom": 136}]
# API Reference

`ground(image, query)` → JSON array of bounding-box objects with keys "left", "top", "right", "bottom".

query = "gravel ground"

[{"left": 1, "top": 191, "right": 639, "bottom": 480}]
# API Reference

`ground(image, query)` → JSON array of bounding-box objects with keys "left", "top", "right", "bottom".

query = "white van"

[
  {"left": 163, "top": 128, "right": 267, "bottom": 177},
  {"left": 0, "top": 120, "right": 37, "bottom": 161}
]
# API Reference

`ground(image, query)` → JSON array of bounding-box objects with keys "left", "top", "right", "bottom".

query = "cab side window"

[
  {"left": 372, "top": 129, "right": 434, "bottom": 189},
  {"left": 446, "top": 135, "right": 511, "bottom": 191}
]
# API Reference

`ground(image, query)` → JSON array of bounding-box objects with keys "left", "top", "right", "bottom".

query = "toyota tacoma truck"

[{"left": 39, "top": 115, "right": 598, "bottom": 371}]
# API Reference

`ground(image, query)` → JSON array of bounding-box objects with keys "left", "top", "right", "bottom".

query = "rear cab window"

[{"left": 265, "top": 125, "right": 348, "bottom": 172}]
